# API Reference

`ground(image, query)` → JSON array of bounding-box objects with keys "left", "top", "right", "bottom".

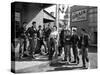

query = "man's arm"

[
  {"left": 25, "top": 27, "right": 31, "bottom": 39},
  {"left": 88, "top": 34, "right": 91, "bottom": 40},
  {"left": 70, "top": 35, "right": 73, "bottom": 43},
  {"left": 77, "top": 35, "right": 80, "bottom": 42}
]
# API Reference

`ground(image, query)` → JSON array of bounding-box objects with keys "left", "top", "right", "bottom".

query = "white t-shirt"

[{"left": 50, "top": 31, "right": 58, "bottom": 39}]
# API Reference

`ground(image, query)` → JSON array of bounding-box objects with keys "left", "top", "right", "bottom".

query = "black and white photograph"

[{"left": 11, "top": 1, "right": 97, "bottom": 73}]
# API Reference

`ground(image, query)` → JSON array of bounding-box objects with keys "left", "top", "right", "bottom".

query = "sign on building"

[
  {"left": 15, "top": 12, "right": 20, "bottom": 21},
  {"left": 72, "top": 9, "right": 87, "bottom": 22}
]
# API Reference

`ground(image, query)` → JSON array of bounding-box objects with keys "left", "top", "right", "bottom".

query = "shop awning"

[{"left": 43, "top": 10, "right": 55, "bottom": 23}]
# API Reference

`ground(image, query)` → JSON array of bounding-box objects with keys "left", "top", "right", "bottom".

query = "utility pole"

[
  {"left": 67, "top": 5, "right": 70, "bottom": 29},
  {"left": 56, "top": 4, "right": 60, "bottom": 32},
  {"left": 51, "top": 4, "right": 60, "bottom": 63}
]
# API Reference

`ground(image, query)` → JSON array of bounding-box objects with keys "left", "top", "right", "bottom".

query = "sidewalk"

[
  {"left": 12, "top": 52, "right": 97, "bottom": 73},
  {"left": 12, "top": 55, "right": 82, "bottom": 73}
]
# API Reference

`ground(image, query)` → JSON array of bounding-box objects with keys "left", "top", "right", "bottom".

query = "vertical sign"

[{"left": 15, "top": 12, "right": 20, "bottom": 21}]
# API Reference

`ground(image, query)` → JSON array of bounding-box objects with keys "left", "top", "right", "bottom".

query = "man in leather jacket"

[{"left": 26, "top": 21, "right": 37, "bottom": 59}]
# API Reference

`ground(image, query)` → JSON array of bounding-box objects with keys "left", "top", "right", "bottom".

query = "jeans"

[
  {"left": 48, "top": 38, "right": 58, "bottom": 60},
  {"left": 81, "top": 46, "right": 89, "bottom": 66},
  {"left": 28, "top": 37, "right": 37, "bottom": 57},
  {"left": 64, "top": 45, "right": 71, "bottom": 61},
  {"left": 19, "top": 37, "right": 27, "bottom": 58},
  {"left": 72, "top": 45, "right": 79, "bottom": 62}
]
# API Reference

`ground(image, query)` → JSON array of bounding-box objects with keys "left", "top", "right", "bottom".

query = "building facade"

[
  {"left": 70, "top": 5, "right": 97, "bottom": 45},
  {"left": 12, "top": 2, "right": 55, "bottom": 30}
]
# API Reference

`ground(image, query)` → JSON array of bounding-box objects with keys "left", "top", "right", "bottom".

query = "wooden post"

[{"left": 56, "top": 4, "right": 60, "bottom": 31}]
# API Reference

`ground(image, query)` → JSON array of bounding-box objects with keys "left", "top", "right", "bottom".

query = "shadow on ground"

[
  {"left": 47, "top": 61, "right": 86, "bottom": 71},
  {"left": 48, "top": 66, "right": 84, "bottom": 72},
  {"left": 15, "top": 55, "right": 48, "bottom": 61}
]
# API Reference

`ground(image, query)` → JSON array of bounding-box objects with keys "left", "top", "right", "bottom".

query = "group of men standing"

[
  {"left": 12, "top": 21, "right": 90, "bottom": 69},
  {"left": 16, "top": 21, "right": 53, "bottom": 59},
  {"left": 59, "top": 25, "right": 90, "bottom": 68},
  {"left": 17, "top": 21, "right": 45, "bottom": 58}
]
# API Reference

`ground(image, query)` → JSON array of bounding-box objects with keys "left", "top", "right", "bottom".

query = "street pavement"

[{"left": 13, "top": 46, "right": 97, "bottom": 73}]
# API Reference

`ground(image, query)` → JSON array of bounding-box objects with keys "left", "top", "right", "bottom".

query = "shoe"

[
  {"left": 66, "top": 61, "right": 69, "bottom": 64},
  {"left": 31, "top": 55, "right": 35, "bottom": 59},
  {"left": 63, "top": 59, "right": 67, "bottom": 61},
  {"left": 86, "top": 62, "right": 90, "bottom": 69},
  {"left": 82, "top": 65, "right": 87, "bottom": 69},
  {"left": 71, "top": 61, "right": 76, "bottom": 63},
  {"left": 39, "top": 52, "right": 43, "bottom": 55},
  {"left": 58, "top": 54, "right": 60, "bottom": 56}
]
